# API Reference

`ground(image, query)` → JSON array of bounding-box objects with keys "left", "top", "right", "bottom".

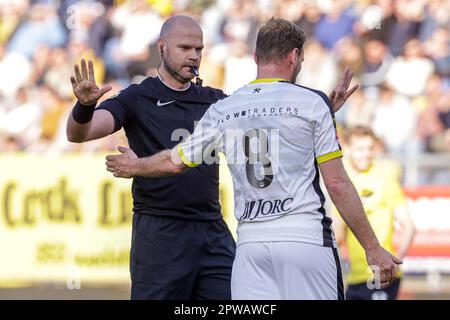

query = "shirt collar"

[
  {"left": 249, "top": 78, "right": 287, "bottom": 84},
  {"left": 157, "top": 75, "right": 191, "bottom": 91}
]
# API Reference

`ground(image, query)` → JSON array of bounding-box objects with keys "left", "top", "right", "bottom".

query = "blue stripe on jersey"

[
  {"left": 313, "top": 159, "right": 334, "bottom": 247},
  {"left": 291, "top": 83, "right": 335, "bottom": 117},
  {"left": 280, "top": 81, "right": 337, "bottom": 247},
  {"left": 332, "top": 247, "right": 345, "bottom": 300},
  {"left": 290, "top": 83, "right": 342, "bottom": 151}
]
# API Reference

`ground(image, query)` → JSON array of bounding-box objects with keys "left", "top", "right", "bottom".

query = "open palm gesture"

[
  {"left": 329, "top": 67, "right": 359, "bottom": 113},
  {"left": 70, "top": 59, "right": 111, "bottom": 106}
]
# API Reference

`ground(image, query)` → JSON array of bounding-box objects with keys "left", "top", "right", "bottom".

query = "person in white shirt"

[{"left": 105, "top": 17, "right": 401, "bottom": 300}]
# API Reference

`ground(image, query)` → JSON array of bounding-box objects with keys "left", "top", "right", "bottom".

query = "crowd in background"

[{"left": 0, "top": 0, "right": 448, "bottom": 178}]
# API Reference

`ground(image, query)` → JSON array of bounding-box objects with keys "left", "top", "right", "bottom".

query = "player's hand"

[
  {"left": 365, "top": 246, "right": 403, "bottom": 288},
  {"left": 329, "top": 67, "right": 359, "bottom": 113},
  {"left": 71, "top": 59, "right": 112, "bottom": 106},
  {"left": 105, "top": 146, "right": 138, "bottom": 179}
]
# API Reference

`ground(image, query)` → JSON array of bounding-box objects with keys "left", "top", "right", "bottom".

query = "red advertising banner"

[{"left": 399, "top": 186, "right": 450, "bottom": 273}]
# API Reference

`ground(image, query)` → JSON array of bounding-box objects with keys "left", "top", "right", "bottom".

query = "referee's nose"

[{"left": 188, "top": 48, "right": 201, "bottom": 64}]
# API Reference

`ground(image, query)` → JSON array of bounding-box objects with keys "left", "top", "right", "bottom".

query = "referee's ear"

[{"left": 157, "top": 38, "right": 165, "bottom": 58}]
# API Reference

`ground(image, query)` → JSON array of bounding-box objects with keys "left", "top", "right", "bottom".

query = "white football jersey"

[{"left": 178, "top": 79, "right": 342, "bottom": 247}]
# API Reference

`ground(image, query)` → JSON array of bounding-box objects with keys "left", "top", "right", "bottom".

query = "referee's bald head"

[
  {"left": 160, "top": 15, "right": 202, "bottom": 41},
  {"left": 157, "top": 15, "right": 204, "bottom": 83}
]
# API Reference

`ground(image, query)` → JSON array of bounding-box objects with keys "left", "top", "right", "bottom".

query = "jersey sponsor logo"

[
  {"left": 240, "top": 197, "right": 293, "bottom": 221},
  {"left": 216, "top": 106, "right": 300, "bottom": 124},
  {"left": 156, "top": 99, "right": 175, "bottom": 107}
]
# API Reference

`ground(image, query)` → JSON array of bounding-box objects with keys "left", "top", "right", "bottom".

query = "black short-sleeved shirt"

[{"left": 97, "top": 77, "right": 227, "bottom": 221}]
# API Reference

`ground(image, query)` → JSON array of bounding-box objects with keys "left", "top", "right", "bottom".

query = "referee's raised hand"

[{"left": 70, "top": 59, "right": 112, "bottom": 106}]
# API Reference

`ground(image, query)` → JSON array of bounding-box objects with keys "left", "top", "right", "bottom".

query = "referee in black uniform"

[
  {"left": 67, "top": 16, "right": 234, "bottom": 300},
  {"left": 67, "top": 14, "right": 357, "bottom": 300}
]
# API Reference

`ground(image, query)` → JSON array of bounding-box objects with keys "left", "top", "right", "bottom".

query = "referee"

[{"left": 68, "top": 15, "right": 356, "bottom": 300}]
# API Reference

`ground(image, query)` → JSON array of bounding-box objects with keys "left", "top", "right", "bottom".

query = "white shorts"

[{"left": 231, "top": 241, "right": 344, "bottom": 300}]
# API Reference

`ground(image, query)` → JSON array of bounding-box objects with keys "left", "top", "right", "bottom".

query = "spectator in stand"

[
  {"left": 372, "top": 84, "right": 418, "bottom": 155},
  {"left": 220, "top": 0, "right": 259, "bottom": 51},
  {"left": 424, "top": 28, "right": 450, "bottom": 79},
  {"left": 0, "top": 43, "right": 32, "bottom": 99},
  {"left": 361, "top": 40, "right": 393, "bottom": 88},
  {"left": 418, "top": 0, "right": 450, "bottom": 42},
  {"left": 386, "top": 0, "right": 423, "bottom": 56},
  {"left": 7, "top": 1, "right": 66, "bottom": 59},
  {"left": 386, "top": 39, "right": 435, "bottom": 97},
  {"left": 314, "top": 0, "right": 356, "bottom": 50},
  {"left": 0, "top": 87, "right": 43, "bottom": 150},
  {"left": 294, "top": 1, "right": 322, "bottom": 38},
  {"left": 296, "top": 39, "right": 339, "bottom": 94}
]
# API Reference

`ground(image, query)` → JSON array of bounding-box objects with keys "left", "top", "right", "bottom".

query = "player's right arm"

[
  {"left": 311, "top": 93, "right": 401, "bottom": 285},
  {"left": 320, "top": 158, "right": 402, "bottom": 285},
  {"left": 67, "top": 59, "right": 115, "bottom": 143}
]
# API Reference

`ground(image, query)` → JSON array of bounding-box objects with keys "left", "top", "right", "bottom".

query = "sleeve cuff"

[
  {"left": 178, "top": 144, "right": 200, "bottom": 168},
  {"left": 96, "top": 106, "right": 122, "bottom": 132},
  {"left": 316, "top": 150, "right": 343, "bottom": 165}
]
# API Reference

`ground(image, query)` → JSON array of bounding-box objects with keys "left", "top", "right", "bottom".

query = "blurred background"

[{"left": 0, "top": 0, "right": 449, "bottom": 299}]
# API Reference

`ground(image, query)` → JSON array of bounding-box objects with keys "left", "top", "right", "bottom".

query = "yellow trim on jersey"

[
  {"left": 250, "top": 78, "right": 286, "bottom": 84},
  {"left": 177, "top": 144, "right": 199, "bottom": 168},
  {"left": 316, "top": 150, "right": 343, "bottom": 164}
]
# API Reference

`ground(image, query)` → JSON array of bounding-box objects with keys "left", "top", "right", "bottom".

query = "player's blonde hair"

[{"left": 255, "top": 17, "right": 307, "bottom": 64}]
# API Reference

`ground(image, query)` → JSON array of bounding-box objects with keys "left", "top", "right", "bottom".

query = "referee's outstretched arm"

[
  {"left": 67, "top": 59, "right": 115, "bottom": 143},
  {"left": 320, "top": 157, "right": 403, "bottom": 287}
]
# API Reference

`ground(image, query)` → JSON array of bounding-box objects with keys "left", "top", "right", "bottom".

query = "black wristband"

[{"left": 72, "top": 101, "right": 96, "bottom": 124}]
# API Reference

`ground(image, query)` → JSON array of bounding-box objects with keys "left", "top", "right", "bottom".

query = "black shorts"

[
  {"left": 346, "top": 278, "right": 401, "bottom": 300},
  {"left": 130, "top": 213, "right": 236, "bottom": 300}
]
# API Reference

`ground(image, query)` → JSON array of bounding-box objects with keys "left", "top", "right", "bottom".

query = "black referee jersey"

[{"left": 96, "top": 76, "right": 227, "bottom": 221}]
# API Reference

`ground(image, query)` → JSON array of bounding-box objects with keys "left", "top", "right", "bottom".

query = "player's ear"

[
  {"left": 285, "top": 49, "right": 294, "bottom": 68},
  {"left": 299, "top": 48, "right": 304, "bottom": 62},
  {"left": 290, "top": 48, "right": 299, "bottom": 64},
  {"left": 253, "top": 51, "right": 258, "bottom": 64}
]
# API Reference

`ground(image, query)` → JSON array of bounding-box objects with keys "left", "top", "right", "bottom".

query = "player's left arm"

[
  {"left": 329, "top": 67, "right": 359, "bottom": 113},
  {"left": 385, "top": 177, "right": 416, "bottom": 260},
  {"left": 105, "top": 101, "right": 223, "bottom": 178},
  {"left": 394, "top": 204, "right": 416, "bottom": 260},
  {"left": 105, "top": 146, "right": 188, "bottom": 178}
]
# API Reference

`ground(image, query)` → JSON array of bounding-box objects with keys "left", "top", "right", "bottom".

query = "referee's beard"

[{"left": 161, "top": 52, "right": 195, "bottom": 84}]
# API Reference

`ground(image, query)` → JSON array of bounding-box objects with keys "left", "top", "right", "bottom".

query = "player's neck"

[
  {"left": 256, "top": 66, "right": 292, "bottom": 83},
  {"left": 157, "top": 67, "right": 191, "bottom": 91}
]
